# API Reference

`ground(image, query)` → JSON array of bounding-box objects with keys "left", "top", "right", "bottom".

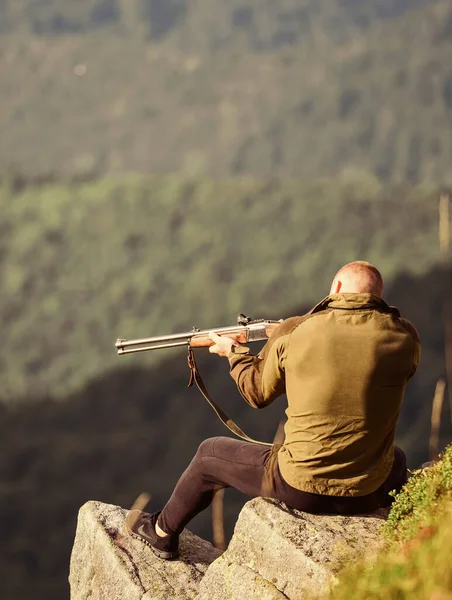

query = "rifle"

[
  {"left": 115, "top": 314, "right": 283, "bottom": 446},
  {"left": 115, "top": 314, "right": 282, "bottom": 355}
]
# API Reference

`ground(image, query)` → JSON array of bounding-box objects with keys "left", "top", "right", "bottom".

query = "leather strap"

[{"left": 187, "top": 347, "right": 272, "bottom": 447}]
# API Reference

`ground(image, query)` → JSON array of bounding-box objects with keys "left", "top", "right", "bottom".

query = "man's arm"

[
  {"left": 400, "top": 318, "right": 421, "bottom": 379},
  {"left": 209, "top": 317, "right": 304, "bottom": 409}
]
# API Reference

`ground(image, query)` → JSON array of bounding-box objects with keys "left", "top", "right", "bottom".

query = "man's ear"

[{"left": 332, "top": 280, "right": 342, "bottom": 294}]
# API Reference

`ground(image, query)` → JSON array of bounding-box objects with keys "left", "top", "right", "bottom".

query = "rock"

[
  {"left": 69, "top": 501, "right": 221, "bottom": 600},
  {"left": 198, "top": 498, "right": 389, "bottom": 600},
  {"left": 199, "top": 557, "right": 289, "bottom": 600},
  {"left": 70, "top": 499, "right": 389, "bottom": 600}
]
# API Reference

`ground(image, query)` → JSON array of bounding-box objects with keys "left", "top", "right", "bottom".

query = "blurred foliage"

[
  {"left": 0, "top": 0, "right": 438, "bottom": 45},
  {"left": 329, "top": 446, "right": 452, "bottom": 600},
  {"left": 0, "top": 3, "right": 451, "bottom": 598},
  {"left": 0, "top": 174, "right": 442, "bottom": 401},
  {"left": 0, "top": 1, "right": 452, "bottom": 180}
]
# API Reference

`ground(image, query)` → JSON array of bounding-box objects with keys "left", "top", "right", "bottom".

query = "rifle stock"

[{"left": 189, "top": 330, "right": 248, "bottom": 348}]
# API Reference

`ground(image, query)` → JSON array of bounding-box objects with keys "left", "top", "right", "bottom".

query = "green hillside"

[
  {"left": 0, "top": 0, "right": 451, "bottom": 180},
  {"left": 0, "top": 175, "right": 442, "bottom": 400}
]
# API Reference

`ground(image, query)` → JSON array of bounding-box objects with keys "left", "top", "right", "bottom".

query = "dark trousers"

[{"left": 158, "top": 436, "right": 408, "bottom": 536}]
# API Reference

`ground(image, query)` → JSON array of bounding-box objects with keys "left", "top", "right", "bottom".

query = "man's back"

[
  {"left": 280, "top": 293, "right": 419, "bottom": 496},
  {"left": 229, "top": 293, "right": 420, "bottom": 497}
]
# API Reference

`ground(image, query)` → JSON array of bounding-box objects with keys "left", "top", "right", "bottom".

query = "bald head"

[{"left": 330, "top": 261, "right": 384, "bottom": 297}]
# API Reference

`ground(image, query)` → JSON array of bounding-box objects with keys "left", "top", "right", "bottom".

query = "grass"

[{"left": 328, "top": 445, "right": 452, "bottom": 599}]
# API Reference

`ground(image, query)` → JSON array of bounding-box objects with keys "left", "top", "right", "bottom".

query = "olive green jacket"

[{"left": 228, "top": 293, "right": 420, "bottom": 496}]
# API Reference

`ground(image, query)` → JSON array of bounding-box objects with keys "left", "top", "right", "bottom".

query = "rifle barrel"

[
  {"left": 117, "top": 340, "right": 189, "bottom": 354},
  {"left": 116, "top": 331, "right": 196, "bottom": 348},
  {"left": 116, "top": 324, "right": 248, "bottom": 352}
]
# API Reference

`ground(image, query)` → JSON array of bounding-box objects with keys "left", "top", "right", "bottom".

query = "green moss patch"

[{"left": 327, "top": 445, "right": 452, "bottom": 600}]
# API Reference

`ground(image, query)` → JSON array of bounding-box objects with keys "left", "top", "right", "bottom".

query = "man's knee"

[{"left": 195, "top": 437, "right": 220, "bottom": 460}]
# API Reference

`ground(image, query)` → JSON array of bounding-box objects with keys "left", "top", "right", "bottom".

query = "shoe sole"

[{"left": 128, "top": 530, "right": 179, "bottom": 561}]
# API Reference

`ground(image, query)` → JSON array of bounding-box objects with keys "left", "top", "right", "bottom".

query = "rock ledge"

[
  {"left": 70, "top": 499, "right": 388, "bottom": 600},
  {"left": 199, "top": 498, "right": 388, "bottom": 599},
  {"left": 69, "top": 501, "right": 221, "bottom": 600}
]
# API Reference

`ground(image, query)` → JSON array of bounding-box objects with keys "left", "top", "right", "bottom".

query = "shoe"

[{"left": 126, "top": 510, "right": 179, "bottom": 560}]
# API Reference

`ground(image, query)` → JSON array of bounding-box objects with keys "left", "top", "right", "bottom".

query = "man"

[{"left": 127, "top": 261, "right": 420, "bottom": 560}]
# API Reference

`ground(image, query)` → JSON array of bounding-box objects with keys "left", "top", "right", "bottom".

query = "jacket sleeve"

[
  {"left": 400, "top": 318, "right": 421, "bottom": 380},
  {"left": 227, "top": 316, "right": 303, "bottom": 409}
]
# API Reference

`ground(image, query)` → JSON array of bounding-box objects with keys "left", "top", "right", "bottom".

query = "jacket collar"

[{"left": 310, "top": 293, "right": 397, "bottom": 315}]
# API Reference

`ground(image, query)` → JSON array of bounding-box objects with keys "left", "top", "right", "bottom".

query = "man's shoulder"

[
  {"left": 397, "top": 316, "right": 421, "bottom": 344},
  {"left": 272, "top": 313, "right": 317, "bottom": 338},
  {"left": 384, "top": 303, "right": 420, "bottom": 344}
]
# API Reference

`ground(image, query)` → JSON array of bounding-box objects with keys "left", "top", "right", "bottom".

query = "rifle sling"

[{"left": 187, "top": 347, "right": 272, "bottom": 447}]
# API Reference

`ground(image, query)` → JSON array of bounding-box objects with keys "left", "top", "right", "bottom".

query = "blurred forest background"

[{"left": 0, "top": 1, "right": 452, "bottom": 599}]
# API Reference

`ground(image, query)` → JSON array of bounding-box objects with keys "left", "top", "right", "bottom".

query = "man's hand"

[{"left": 208, "top": 331, "right": 238, "bottom": 357}]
